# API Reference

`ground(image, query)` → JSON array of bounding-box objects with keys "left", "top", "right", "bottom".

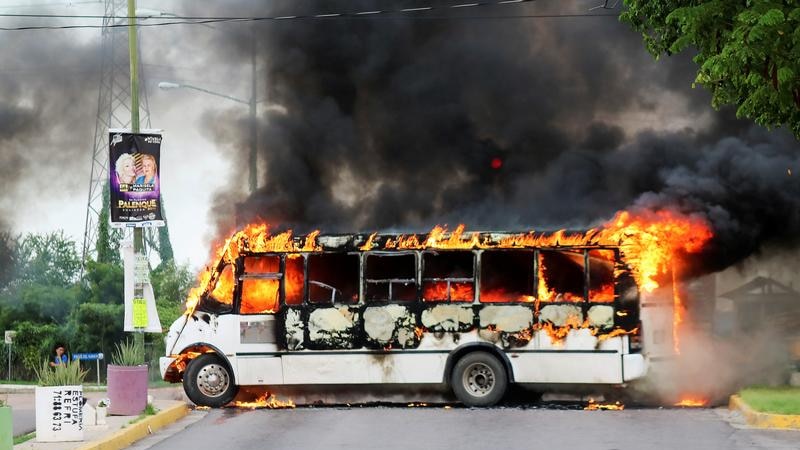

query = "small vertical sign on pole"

[{"left": 5, "top": 331, "right": 15, "bottom": 381}]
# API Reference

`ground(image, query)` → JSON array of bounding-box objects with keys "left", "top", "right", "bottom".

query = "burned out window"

[
  {"left": 285, "top": 255, "right": 305, "bottom": 305},
  {"left": 588, "top": 249, "right": 615, "bottom": 303},
  {"left": 308, "top": 253, "right": 359, "bottom": 304},
  {"left": 244, "top": 256, "right": 280, "bottom": 273},
  {"left": 365, "top": 253, "right": 417, "bottom": 302},
  {"left": 480, "top": 250, "right": 535, "bottom": 303},
  {"left": 240, "top": 256, "right": 281, "bottom": 314},
  {"left": 538, "top": 250, "right": 585, "bottom": 302},
  {"left": 203, "top": 264, "right": 234, "bottom": 314},
  {"left": 422, "top": 251, "right": 474, "bottom": 302}
]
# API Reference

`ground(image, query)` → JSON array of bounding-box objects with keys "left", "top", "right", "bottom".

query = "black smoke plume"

[{"left": 185, "top": 0, "right": 800, "bottom": 277}]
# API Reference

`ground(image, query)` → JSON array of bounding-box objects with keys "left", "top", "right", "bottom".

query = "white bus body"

[{"left": 161, "top": 233, "right": 674, "bottom": 407}]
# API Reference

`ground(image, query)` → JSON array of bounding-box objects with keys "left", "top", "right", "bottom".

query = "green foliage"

[
  {"left": 157, "top": 226, "right": 174, "bottom": 264},
  {"left": 621, "top": 0, "right": 800, "bottom": 137},
  {"left": 96, "top": 183, "right": 121, "bottom": 265},
  {"left": 13, "top": 321, "right": 61, "bottom": 376},
  {"left": 15, "top": 231, "right": 80, "bottom": 287},
  {"left": 151, "top": 261, "right": 192, "bottom": 328},
  {"left": 79, "top": 261, "right": 123, "bottom": 305},
  {"left": 0, "top": 231, "right": 15, "bottom": 289},
  {"left": 111, "top": 338, "right": 145, "bottom": 366},
  {"left": 0, "top": 229, "right": 195, "bottom": 381},
  {"left": 35, "top": 359, "right": 88, "bottom": 386},
  {"left": 72, "top": 302, "right": 125, "bottom": 355}
]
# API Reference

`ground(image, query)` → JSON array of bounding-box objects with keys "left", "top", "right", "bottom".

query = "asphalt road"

[{"left": 144, "top": 405, "right": 800, "bottom": 450}]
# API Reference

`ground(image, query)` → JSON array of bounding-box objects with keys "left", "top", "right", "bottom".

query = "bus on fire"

[{"left": 160, "top": 224, "right": 681, "bottom": 407}]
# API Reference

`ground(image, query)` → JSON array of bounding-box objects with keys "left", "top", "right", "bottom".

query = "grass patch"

[
  {"left": 739, "top": 386, "right": 800, "bottom": 415},
  {"left": 0, "top": 380, "right": 37, "bottom": 385},
  {"left": 13, "top": 431, "right": 35, "bottom": 445},
  {"left": 126, "top": 403, "right": 160, "bottom": 426}
]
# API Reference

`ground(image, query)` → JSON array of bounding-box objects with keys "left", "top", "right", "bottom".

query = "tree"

[
  {"left": 0, "top": 231, "right": 14, "bottom": 289},
  {"left": 96, "top": 184, "right": 121, "bottom": 265},
  {"left": 621, "top": 1, "right": 800, "bottom": 137},
  {"left": 15, "top": 231, "right": 81, "bottom": 287},
  {"left": 151, "top": 261, "right": 193, "bottom": 328},
  {"left": 13, "top": 321, "right": 62, "bottom": 377}
]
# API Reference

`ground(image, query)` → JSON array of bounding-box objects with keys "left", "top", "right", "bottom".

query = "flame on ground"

[
  {"left": 233, "top": 392, "right": 296, "bottom": 409},
  {"left": 584, "top": 399, "right": 625, "bottom": 411},
  {"left": 674, "top": 396, "right": 708, "bottom": 407}
]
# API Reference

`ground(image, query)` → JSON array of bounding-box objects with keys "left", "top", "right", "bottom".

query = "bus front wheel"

[
  {"left": 183, "top": 353, "right": 239, "bottom": 407},
  {"left": 450, "top": 351, "right": 508, "bottom": 407}
]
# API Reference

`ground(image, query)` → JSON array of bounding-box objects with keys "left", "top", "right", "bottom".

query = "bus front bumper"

[{"left": 160, "top": 356, "right": 178, "bottom": 381}]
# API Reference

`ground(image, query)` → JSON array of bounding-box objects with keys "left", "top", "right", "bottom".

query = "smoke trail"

[{"left": 181, "top": 1, "right": 800, "bottom": 277}]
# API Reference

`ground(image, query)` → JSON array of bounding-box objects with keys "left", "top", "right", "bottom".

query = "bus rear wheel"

[
  {"left": 183, "top": 353, "right": 239, "bottom": 408},
  {"left": 451, "top": 351, "right": 508, "bottom": 407}
]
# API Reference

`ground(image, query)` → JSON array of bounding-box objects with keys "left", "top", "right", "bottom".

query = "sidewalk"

[{"left": 2, "top": 385, "right": 191, "bottom": 450}]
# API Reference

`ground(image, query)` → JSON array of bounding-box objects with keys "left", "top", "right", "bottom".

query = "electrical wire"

[{"left": 0, "top": 0, "right": 620, "bottom": 31}]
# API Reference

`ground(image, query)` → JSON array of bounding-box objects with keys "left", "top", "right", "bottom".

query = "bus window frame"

[
  {"left": 477, "top": 248, "right": 536, "bottom": 304},
  {"left": 236, "top": 254, "right": 284, "bottom": 315},
  {"left": 421, "top": 249, "right": 477, "bottom": 303},
  {"left": 305, "top": 251, "right": 362, "bottom": 306},
  {"left": 363, "top": 251, "right": 418, "bottom": 303}
]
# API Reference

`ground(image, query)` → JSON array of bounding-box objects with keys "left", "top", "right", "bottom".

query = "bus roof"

[{"left": 234, "top": 227, "right": 621, "bottom": 254}]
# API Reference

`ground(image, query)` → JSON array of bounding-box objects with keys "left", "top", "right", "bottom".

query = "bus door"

[
  {"left": 236, "top": 256, "right": 283, "bottom": 384},
  {"left": 238, "top": 255, "right": 282, "bottom": 347}
]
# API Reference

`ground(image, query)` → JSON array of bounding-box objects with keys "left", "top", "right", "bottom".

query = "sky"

[{"left": 1, "top": 0, "right": 799, "bottom": 278}]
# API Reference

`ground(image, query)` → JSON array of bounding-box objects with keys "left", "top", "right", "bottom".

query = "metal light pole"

[
  {"left": 249, "top": 26, "right": 257, "bottom": 194},
  {"left": 128, "top": 0, "right": 145, "bottom": 363}
]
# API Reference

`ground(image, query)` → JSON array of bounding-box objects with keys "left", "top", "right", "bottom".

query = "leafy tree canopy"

[
  {"left": 621, "top": 0, "right": 800, "bottom": 137},
  {"left": 14, "top": 231, "right": 81, "bottom": 287}
]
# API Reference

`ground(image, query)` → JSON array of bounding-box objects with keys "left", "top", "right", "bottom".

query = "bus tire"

[
  {"left": 450, "top": 351, "right": 507, "bottom": 407},
  {"left": 183, "top": 353, "right": 239, "bottom": 408}
]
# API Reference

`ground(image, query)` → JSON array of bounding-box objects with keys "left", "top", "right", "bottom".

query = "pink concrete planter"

[{"left": 107, "top": 365, "right": 148, "bottom": 416}]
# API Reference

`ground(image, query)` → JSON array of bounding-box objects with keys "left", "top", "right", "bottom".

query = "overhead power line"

[{"left": 0, "top": 0, "right": 620, "bottom": 31}]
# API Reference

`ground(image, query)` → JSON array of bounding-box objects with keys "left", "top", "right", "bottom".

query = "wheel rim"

[
  {"left": 196, "top": 363, "right": 230, "bottom": 398},
  {"left": 461, "top": 362, "right": 496, "bottom": 397}
]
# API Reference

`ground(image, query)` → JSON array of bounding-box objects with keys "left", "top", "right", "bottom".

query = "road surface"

[{"left": 142, "top": 404, "right": 800, "bottom": 450}]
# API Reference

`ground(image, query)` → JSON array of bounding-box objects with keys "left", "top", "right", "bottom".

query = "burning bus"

[{"left": 160, "top": 211, "right": 711, "bottom": 407}]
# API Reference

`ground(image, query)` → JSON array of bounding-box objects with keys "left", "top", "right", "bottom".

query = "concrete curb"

[
  {"left": 729, "top": 395, "right": 800, "bottom": 430},
  {"left": 73, "top": 402, "right": 189, "bottom": 450},
  {"left": 0, "top": 385, "right": 108, "bottom": 394}
]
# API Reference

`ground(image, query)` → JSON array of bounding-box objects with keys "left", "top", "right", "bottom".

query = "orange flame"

[
  {"left": 185, "top": 208, "right": 713, "bottom": 361},
  {"left": 233, "top": 392, "right": 296, "bottom": 409},
  {"left": 674, "top": 396, "right": 708, "bottom": 407},
  {"left": 584, "top": 399, "right": 625, "bottom": 411},
  {"left": 184, "top": 225, "right": 320, "bottom": 316},
  {"left": 422, "top": 281, "right": 474, "bottom": 302}
]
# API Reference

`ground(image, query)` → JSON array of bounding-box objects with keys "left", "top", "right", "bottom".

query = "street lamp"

[
  {"left": 147, "top": 7, "right": 259, "bottom": 193},
  {"left": 159, "top": 79, "right": 258, "bottom": 193}
]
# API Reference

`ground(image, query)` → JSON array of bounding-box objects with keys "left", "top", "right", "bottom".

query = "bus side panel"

[
  {"left": 510, "top": 352, "right": 623, "bottom": 384},
  {"left": 235, "top": 356, "right": 284, "bottom": 385},
  {"left": 282, "top": 353, "right": 447, "bottom": 384}
]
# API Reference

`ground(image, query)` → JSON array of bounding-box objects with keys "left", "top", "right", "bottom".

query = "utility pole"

[{"left": 128, "top": 0, "right": 145, "bottom": 363}]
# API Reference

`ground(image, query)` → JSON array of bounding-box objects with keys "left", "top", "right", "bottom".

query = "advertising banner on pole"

[{"left": 109, "top": 129, "right": 165, "bottom": 227}]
